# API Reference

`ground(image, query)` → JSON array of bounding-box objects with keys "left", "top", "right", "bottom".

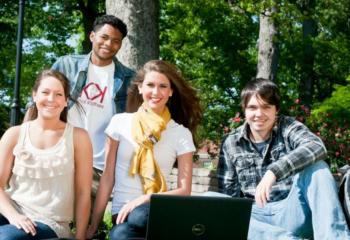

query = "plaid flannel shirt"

[{"left": 217, "top": 115, "right": 327, "bottom": 202}]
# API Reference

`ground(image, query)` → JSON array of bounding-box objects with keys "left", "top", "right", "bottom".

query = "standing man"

[
  {"left": 52, "top": 15, "right": 134, "bottom": 193},
  {"left": 217, "top": 78, "right": 350, "bottom": 239}
]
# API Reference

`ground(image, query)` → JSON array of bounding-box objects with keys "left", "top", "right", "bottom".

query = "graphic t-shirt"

[{"left": 68, "top": 62, "right": 115, "bottom": 170}]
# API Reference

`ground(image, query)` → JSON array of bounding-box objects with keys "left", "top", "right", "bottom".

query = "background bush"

[{"left": 307, "top": 79, "right": 350, "bottom": 171}]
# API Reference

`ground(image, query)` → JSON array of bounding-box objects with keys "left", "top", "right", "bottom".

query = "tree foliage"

[
  {"left": 0, "top": 0, "right": 349, "bottom": 147},
  {"left": 160, "top": 0, "right": 257, "bottom": 139},
  {"left": 158, "top": 0, "right": 350, "bottom": 141},
  {"left": 0, "top": 0, "right": 104, "bottom": 125}
]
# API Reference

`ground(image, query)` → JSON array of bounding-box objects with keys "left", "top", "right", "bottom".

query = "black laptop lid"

[{"left": 146, "top": 194, "right": 253, "bottom": 240}]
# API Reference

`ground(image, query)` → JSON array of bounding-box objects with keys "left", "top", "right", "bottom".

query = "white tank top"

[{"left": 7, "top": 121, "right": 75, "bottom": 238}]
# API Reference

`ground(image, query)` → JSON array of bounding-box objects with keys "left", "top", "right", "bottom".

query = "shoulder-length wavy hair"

[{"left": 127, "top": 60, "right": 202, "bottom": 138}]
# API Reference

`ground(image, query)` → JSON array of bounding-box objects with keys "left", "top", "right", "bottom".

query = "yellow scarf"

[{"left": 130, "top": 103, "right": 171, "bottom": 194}]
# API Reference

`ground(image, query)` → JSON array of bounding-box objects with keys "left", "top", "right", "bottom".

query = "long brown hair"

[
  {"left": 127, "top": 60, "right": 202, "bottom": 138},
  {"left": 24, "top": 69, "right": 70, "bottom": 122}
]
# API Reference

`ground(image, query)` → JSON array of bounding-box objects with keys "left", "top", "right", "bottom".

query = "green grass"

[{"left": 94, "top": 211, "right": 113, "bottom": 240}]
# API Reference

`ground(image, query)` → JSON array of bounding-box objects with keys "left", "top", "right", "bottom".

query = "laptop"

[{"left": 146, "top": 194, "right": 253, "bottom": 240}]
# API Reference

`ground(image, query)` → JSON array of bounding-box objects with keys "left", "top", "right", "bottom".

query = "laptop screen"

[{"left": 146, "top": 194, "right": 253, "bottom": 240}]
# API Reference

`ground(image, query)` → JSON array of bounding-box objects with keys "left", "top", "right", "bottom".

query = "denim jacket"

[
  {"left": 52, "top": 53, "right": 135, "bottom": 113},
  {"left": 217, "top": 115, "right": 327, "bottom": 201}
]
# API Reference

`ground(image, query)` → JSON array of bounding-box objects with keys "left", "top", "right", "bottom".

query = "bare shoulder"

[
  {"left": 72, "top": 127, "right": 92, "bottom": 166},
  {"left": 73, "top": 126, "right": 89, "bottom": 137},
  {"left": 1, "top": 125, "right": 21, "bottom": 144},
  {"left": 72, "top": 127, "right": 91, "bottom": 145}
]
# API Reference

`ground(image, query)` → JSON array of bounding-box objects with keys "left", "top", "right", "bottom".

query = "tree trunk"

[
  {"left": 106, "top": 0, "right": 159, "bottom": 70},
  {"left": 256, "top": 7, "right": 279, "bottom": 82},
  {"left": 299, "top": 16, "right": 317, "bottom": 108}
]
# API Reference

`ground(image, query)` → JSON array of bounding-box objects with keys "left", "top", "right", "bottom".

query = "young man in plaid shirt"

[{"left": 216, "top": 78, "right": 349, "bottom": 239}]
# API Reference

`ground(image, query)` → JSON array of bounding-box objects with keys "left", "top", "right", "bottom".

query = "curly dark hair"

[{"left": 92, "top": 15, "right": 127, "bottom": 38}]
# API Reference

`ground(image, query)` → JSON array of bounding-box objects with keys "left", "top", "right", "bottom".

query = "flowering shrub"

[
  {"left": 289, "top": 87, "right": 350, "bottom": 171},
  {"left": 307, "top": 111, "right": 350, "bottom": 171},
  {"left": 223, "top": 112, "right": 244, "bottom": 134},
  {"left": 287, "top": 98, "right": 310, "bottom": 124},
  {"left": 307, "top": 82, "right": 350, "bottom": 170}
]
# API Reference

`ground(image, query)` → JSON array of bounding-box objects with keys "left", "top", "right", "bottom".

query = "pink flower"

[
  {"left": 233, "top": 117, "right": 241, "bottom": 123},
  {"left": 295, "top": 99, "right": 300, "bottom": 104}
]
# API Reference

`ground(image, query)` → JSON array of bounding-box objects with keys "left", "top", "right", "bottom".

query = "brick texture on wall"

[{"left": 166, "top": 167, "right": 218, "bottom": 195}]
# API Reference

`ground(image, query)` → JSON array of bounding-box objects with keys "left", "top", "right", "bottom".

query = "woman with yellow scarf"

[{"left": 87, "top": 60, "right": 202, "bottom": 240}]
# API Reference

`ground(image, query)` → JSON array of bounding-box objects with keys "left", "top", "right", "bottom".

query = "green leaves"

[
  {"left": 0, "top": 0, "right": 349, "bottom": 145},
  {"left": 0, "top": 0, "right": 105, "bottom": 125},
  {"left": 160, "top": 0, "right": 256, "bottom": 140}
]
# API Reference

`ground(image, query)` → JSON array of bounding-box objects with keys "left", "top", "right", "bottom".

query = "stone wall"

[{"left": 166, "top": 167, "right": 218, "bottom": 195}]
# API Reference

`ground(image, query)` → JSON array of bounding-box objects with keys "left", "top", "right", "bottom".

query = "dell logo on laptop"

[{"left": 192, "top": 223, "right": 206, "bottom": 236}]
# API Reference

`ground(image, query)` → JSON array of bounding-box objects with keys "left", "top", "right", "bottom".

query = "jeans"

[
  {"left": 205, "top": 161, "right": 350, "bottom": 240},
  {"left": 109, "top": 203, "right": 149, "bottom": 240},
  {"left": 0, "top": 214, "right": 58, "bottom": 240}
]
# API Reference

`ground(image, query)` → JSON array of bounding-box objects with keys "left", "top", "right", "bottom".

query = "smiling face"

[
  {"left": 90, "top": 24, "right": 123, "bottom": 66},
  {"left": 244, "top": 94, "right": 277, "bottom": 141},
  {"left": 32, "top": 76, "right": 68, "bottom": 120},
  {"left": 138, "top": 71, "right": 173, "bottom": 115}
]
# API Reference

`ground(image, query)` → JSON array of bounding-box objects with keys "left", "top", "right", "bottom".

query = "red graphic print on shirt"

[{"left": 82, "top": 82, "right": 108, "bottom": 104}]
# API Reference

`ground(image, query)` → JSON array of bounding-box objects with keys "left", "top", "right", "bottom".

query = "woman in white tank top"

[{"left": 0, "top": 69, "right": 93, "bottom": 239}]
